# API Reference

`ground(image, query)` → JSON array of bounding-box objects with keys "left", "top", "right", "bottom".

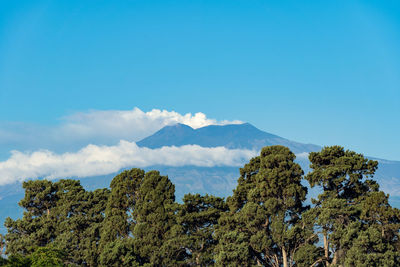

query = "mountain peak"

[
  {"left": 137, "top": 123, "right": 321, "bottom": 153},
  {"left": 165, "top": 123, "right": 194, "bottom": 130}
]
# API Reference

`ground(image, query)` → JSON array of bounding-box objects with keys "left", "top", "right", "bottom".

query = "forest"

[{"left": 0, "top": 145, "right": 399, "bottom": 267}]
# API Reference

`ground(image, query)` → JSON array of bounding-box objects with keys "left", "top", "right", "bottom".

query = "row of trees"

[{"left": 1, "top": 145, "right": 399, "bottom": 266}]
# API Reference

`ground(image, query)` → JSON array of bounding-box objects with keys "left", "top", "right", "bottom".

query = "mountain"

[
  {"left": 134, "top": 122, "right": 400, "bottom": 208},
  {"left": 1, "top": 123, "right": 400, "bottom": 234},
  {"left": 137, "top": 123, "right": 321, "bottom": 154}
]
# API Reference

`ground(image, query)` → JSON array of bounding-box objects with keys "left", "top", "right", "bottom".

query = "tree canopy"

[{"left": 1, "top": 145, "right": 399, "bottom": 267}]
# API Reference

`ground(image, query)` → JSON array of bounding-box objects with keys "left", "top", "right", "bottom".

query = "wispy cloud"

[{"left": 0, "top": 141, "right": 256, "bottom": 186}]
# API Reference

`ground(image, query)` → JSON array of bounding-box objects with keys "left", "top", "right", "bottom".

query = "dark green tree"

[
  {"left": 340, "top": 191, "right": 400, "bottom": 266},
  {"left": 172, "top": 193, "right": 228, "bottom": 266},
  {"left": 305, "top": 146, "right": 395, "bottom": 266},
  {"left": 132, "top": 170, "right": 181, "bottom": 266},
  {"left": 99, "top": 168, "right": 144, "bottom": 266},
  {"left": 54, "top": 184, "right": 109, "bottom": 266},
  {"left": 30, "top": 247, "right": 66, "bottom": 267},
  {"left": 215, "top": 146, "right": 315, "bottom": 267},
  {"left": 101, "top": 169, "right": 144, "bottom": 241},
  {"left": 5, "top": 180, "right": 59, "bottom": 255},
  {"left": 99, "top": 239, "right": 139, "bottom": 267},
  {"left": 2, "top": 254, "right": 31, "bottom": 267},
  {"left": 4, "top": 179, "right": 109, "bottom": 266}
]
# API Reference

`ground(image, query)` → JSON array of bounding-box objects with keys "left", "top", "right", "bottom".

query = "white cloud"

[
  {"left": 0, "top": 108, "right": 243, "bottom": 158},
  {"left": 0, "top": 141, "right": 256, "bottom": 186},
  {"left": 60, "top": 107, "right": 242, "bottom": 142}
]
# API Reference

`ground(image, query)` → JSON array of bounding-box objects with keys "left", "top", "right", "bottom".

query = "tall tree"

[
  {"left": 172, "top": 193, "right": 228, "bottom": 266},
  {"left": 132, "top": 170, "right": 181, "bottom": 266},
  {"left": 341, "top": 191, "right": 400, "bottom": 266},
  {"left": 305, "top": 146, "right": 388, "bottom": 266},
  {"left": 99, "top": 168, "right": 144, "bottom": 266},
  {"left": 5, "top": 180, "right": 59, "bottom": 255},
  {"left": 4, "top": 179, "right": 109, "bottom": 266},
  {"left": 215, "top": 146, "right": 315, "bottom": 267},
  {"left": 100, "top": 169, "right": 144, "bottom": 242},
  {"left": 54, "top": 184, "right": 109, "bottom": 266}
]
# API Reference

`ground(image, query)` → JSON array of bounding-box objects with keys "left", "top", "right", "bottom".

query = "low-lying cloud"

[{"left": 0, "top": 141, "right": 256, "bottom": 186}]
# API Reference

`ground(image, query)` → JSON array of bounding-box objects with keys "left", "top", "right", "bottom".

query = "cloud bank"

[
  {"left": 60, "top": 107, "right": 243, "bottom": 142},
  {"left": 0, "top": 108, "right": 243, "bottom": 158},
  {"left": 0, "top": 141, "right": 256, "bottom": 186}
]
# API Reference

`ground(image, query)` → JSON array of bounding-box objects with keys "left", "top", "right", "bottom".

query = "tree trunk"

[
  {"left": 282, "top": 247, "right": 288, "bottom": 267},
  {"left": 331, "top": 251, "right": 338, "bottom": 266},
  {"left": 323, "top": 234, "right": 329, "bottom": 259}
]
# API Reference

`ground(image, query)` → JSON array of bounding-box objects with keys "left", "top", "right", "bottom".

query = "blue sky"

[{"left": 0, "top": 0, "right": 399, "bottom": 160}]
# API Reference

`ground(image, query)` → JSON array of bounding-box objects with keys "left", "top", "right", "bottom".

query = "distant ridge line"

[{"left": 137, "top": 123, "right": 321, "bottom": 154}]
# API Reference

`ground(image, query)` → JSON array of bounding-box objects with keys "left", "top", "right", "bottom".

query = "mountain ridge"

[{"left": 137, "top": 122, "right": 321, "bottom": 154}]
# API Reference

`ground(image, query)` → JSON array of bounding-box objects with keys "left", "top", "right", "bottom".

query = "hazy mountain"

[
  {"left": 1, "top": 123, "right": 400, "bottom": 234},
  {"left": 137, "top": 123, "right": 321, "bottom": 154}
]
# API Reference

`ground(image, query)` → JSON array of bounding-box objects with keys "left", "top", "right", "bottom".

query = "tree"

[
  {"left": 99, "top": 239, "right": 139, "bottom": 267},
  {"left": 54, "top": 185, "right": 109, "bottom": 266},
  {"left": 1, "top": 254, "right": 31, "bottom": 267},
  {"left": 100, "top": 169, "right": 144, "bottom": 242},
  {"left": 215, "top": 146, "right": 315, "bottom": 267},
  {"left": 0, "top": 234, "right": 5, "bottom": 258},
  {"left": 4, "top": 179, "right": 109, "bottom": 266},
  {"left": 132, "top": 170, "right": 181, "bottom": 266},
  {"left": 5, "top": 180, "right": 59, "bottom": 255},
  {"left": 99, "top": 169, "right": 144, "bottom": 266},
  {"left": 30, "top": 247, "right": 65, "bottom": 267},
  {"left": 173, "top": 193, "right": 228, "bottom": 266},
  {"left": 305, "top": 146, "right": 393, "bottom": 266},
  {"left": 341, "top": 191, "right": 400, "bottom": 266}
]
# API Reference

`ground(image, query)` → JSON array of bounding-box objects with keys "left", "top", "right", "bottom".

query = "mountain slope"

[
  {"left": 137, "top": 123, "right": 321, "bottom": 154},
  {"left": 1, "top": 123, "right": 400, "bottom": 235}
]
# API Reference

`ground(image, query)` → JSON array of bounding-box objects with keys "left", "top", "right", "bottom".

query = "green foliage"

[
  {"left": 99, "top": 239, "right": 139, "bottom": 267},
  {"left": 54, "top": 186, "right": 109, "bottom": 266},
  {"left": 293, "top": 243, "right": 323, "bottom": 267},
  {"left": 99, "top": 169, "right": 144, "bottom": 265},
  {"left": 344, "top": 225, "right": 400, "bottom": 267},
  {"left": 2, "top": 254, "right": 31, "bottom": 267},
  {"left": 101, "top": 169, "right": 144, "bottom": 241},
  {"left": 2, "top": 146, "right": 400, "bottom": 267},
  {"left": 132, "top": 170, "right": 180, "bottom": 266},
  {"left": 5, "top": 180, "right": 59, "bottom": 255},
  {"left": 173, "top": 193, "right": 228, "bottom": 265},
  {"left": 30, "top": 247, "right": 65, "bottom": 267},
  {"left": 306, "top": 146, "right": 400, "bottom": 266},
  {"left": 216, "top": 146, "right": 314, "bottom": 267},
  {"left": 4, "top": 179, "right": 109, "bottom": 266}
]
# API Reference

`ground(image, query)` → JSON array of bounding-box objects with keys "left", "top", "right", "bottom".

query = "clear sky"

[{"left": 0, "top": 0, "right": 399, "bottom": 160}]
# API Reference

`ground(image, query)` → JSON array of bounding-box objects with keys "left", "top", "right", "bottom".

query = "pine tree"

[
  {"left": 54, "top": 184, "right": 109, "bottom": 266},
  {"left": 305, "top": 146, "right": 393, "bottom": 266},
  {"left": 172, "top": 193, "right": 228, "bottom": 266},
  {"left": 30, "top": 247, "right": 66, "bottom": 267},
  {"left": 5, "top": 180, "right": 59, "bottom": 255},
  {"left": 215, "top": 146, "right": 315, "bottom": 267},
  {"left": 101, "top": 169, "right": 144, "bottom": 241},
  {"left": 4, "top": 179, "right": 109, "bottom": 266},
  {"left": 99, "top": 168, "right": 144, "bottom": 266},
  {"left": 132, "top": 170, "right": 181, "bottom": 266}
]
